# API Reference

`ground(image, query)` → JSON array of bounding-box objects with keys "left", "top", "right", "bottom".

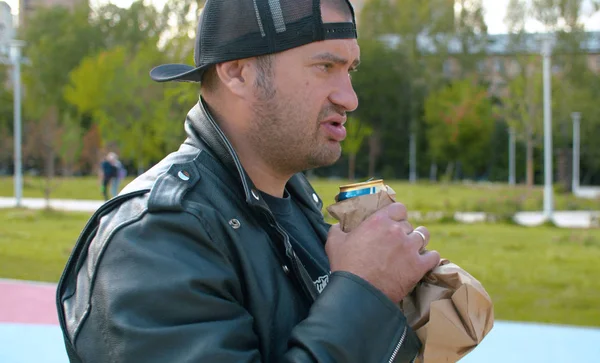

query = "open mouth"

[{"left": 321, "top": 122, "right": 346, "bottom": 141}]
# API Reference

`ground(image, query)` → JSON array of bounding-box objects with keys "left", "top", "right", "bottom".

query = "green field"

[
  {"left": 1, "top": 176, "right": 598, "bottom": 214},
  {"left": 0, "top": 207, "right": 599, "bottom": 327}
]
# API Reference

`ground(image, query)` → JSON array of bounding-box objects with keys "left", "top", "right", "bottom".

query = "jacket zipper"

[{"left": 388, "top": 326, "right": 408, "bottom": 363}]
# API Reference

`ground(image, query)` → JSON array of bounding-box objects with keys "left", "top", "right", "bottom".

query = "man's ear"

[{"left": 215, "top": 59, "right": 253, "bottom": 98}]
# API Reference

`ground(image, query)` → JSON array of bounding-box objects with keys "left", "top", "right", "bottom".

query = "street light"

[
  {"left": 9, "top": 40, "right": 24, "bottom": 207},
  {"left": 571, "top": 112, "right": 581, "bottom": 194},
  {"left": 508, "top": 127, "right": 516, "bottom": 186},
  {"left": 541, "top": 36, "right": 554, "bottom": 220}
]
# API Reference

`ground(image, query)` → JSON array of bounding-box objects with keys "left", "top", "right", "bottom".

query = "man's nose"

[{"left": 329, "top": 75, "right": 359, "bottom": 113}]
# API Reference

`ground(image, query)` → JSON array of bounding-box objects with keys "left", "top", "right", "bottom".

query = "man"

[
  {"left": 56, "top": 0, "right": 440, "bottom": 362},
  {"left": 98, "top": 152, "right": 117, "bottom": 201}
]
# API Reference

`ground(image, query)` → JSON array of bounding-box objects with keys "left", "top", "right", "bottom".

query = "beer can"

[{"left": 337, "top": 179, "right": 385, "bottom": 202}]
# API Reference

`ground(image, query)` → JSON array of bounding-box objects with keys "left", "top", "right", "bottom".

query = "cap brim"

[{"left": 149, "top": 63, "right": 207, "bottom": 83}]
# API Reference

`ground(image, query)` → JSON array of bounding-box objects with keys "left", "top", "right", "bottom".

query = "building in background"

[
  {"left": 0, "top": 1, "right": 14, "bottom": 48},
  {"left": 19, "top": 0, "right": 88, "bottom": 27}
]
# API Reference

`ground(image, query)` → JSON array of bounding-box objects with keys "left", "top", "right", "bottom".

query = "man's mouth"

[{"left": 320, "top": 121, "right": 347, "bottom": 142}]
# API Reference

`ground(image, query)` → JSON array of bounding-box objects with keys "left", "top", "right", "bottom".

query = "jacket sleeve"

[{"left": 75, "top": 210, "right": 420, "bottom": 363}]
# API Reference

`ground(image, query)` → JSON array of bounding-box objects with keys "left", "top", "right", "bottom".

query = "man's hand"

[{"left": 325, "top": 203, "right": 441, "bottom": 303}]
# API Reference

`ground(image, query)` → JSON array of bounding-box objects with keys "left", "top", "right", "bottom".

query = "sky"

[{"left": 3, "top": 0, "right": 600, "bottom": 34}]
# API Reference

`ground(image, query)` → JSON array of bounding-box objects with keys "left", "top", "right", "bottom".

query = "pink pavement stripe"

[{"left": 0, "top": 279, "right": 60, "bottom": 325}]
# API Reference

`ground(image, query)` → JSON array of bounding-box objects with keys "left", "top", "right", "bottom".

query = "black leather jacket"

[{"left": 56, "top": 100, "right": 421, "bottom": 363}]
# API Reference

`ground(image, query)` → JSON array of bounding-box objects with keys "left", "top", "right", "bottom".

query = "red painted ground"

[{"left": 0, "top": 280, "right": 59, "bottom": 325}]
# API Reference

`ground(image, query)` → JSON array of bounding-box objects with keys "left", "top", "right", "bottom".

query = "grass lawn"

[
  {"left": 1, "top": 176, "right": 598, "bottom": 213},
  {"left": 0, "top": 209, "right": 92, "bottom": 282},
  {"left": 0, "top": 208, "right": 599, "bottom": 327}
]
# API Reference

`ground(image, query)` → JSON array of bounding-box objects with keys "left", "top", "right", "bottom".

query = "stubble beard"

[{"left": 249, "top": 85, "right": 342, "bottom": 177}]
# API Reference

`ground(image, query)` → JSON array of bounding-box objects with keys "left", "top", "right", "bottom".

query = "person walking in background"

[
  {"left": 110, "top": 154, "right": 126, "bottom": 198},
  {"left": 99, "top": 152, "right": 117, "bottom": 201}
]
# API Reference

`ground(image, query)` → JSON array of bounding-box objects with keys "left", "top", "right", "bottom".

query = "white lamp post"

[
  {"left": 10, "top": 40, "right": 24, "bottom": 207},
  {"left": 509, "top": 127, "right": 516, "bottom": 186},
  {"left": 541, "top": 36, "right": 554, "bottom": 220}
]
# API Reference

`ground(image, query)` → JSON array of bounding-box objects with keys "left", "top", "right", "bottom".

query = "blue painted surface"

[
  {"left": 1, "top": 321, "right": 599, "bottom": 362},
  {"left": 461, "top": 321, "right": 600, "bottom": 362},
  {"left": 0, "top": 323, "right": 68, "bottom": 363}
]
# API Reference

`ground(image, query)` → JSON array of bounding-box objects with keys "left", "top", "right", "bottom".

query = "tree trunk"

[
  {"left": 43, "top": 106, "right": 58, "bottom": 209},
  {"left": 430, "top": 162, "right": 438, "bottom": 182},
  {"left": 526, "top": 128, "right": 534, "bottom": 188},
  {"left": 348, "top": 153, "right": 356, "bottom": 181},
  {"left": 367, "top": 131, "right": 381, "bottom": 178},
  {"left": 444, "top": 162, "right": 455, "bottom": 183},
  {"left": 525, "top": 65, "right": 535, "bottom": 189}
]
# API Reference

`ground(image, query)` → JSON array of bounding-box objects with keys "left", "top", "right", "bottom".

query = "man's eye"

[{"left": 317, "top": 63, "right": 333, "bottom": 72}]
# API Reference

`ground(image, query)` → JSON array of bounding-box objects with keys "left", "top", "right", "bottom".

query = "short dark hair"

[
  {"left": 201, "top": 55, "right": 273, "bottom": 95},
  {"left": 253, "top": 55, "right": 275, "bottom": 99}
]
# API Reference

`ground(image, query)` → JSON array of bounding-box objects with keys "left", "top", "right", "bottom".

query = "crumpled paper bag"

[{"left": 327, "top": 186, "right": 494, "bottom": 363}]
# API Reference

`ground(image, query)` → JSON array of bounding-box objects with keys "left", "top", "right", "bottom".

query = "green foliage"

[
  {"left": 3, "top": 0, "right": 599, "bottom": 185},
  {"left": 0, "top": 85, "right": 13, "bottom": 166},
  {"left": 64, "top": 40, "right": 185, "bottom": 170},
  {"left": 342, "top": 117, "right": 372, "bottom": 180},
  {"left": 58, "top": 112, "right": 84, "bottom": 175},
  {"left": 424, "top": 78, "right": 495, "bottom": 176},
  {"left": 343, "top": 117, "right": 373, "bottom": 156},
  {"left": 17, "top": 4, "right": 105, "bottom": 193},
  {"left": 497, "top": 63, "right": 544, "bottom": 141},
  {"left": 351, "top": 38, "right": 410, "bottom": 131},
  {"left": 91, "top": 0, "right": 168, "bottom": 50},
  {"left": 21, "top": 5, "right": 104, "bottom": 109}
]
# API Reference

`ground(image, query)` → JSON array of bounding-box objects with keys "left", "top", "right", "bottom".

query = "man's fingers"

[
  {"left": 420, "top": 250, "right": 441, "bottom": 272},
  {"left": 409, "top": 226, "right": 430, "bottom": 251},
  {"left": 328, "top": 223, "right": 343, "bottom": 236},
  {"left": 379, "top": 202, "right": 408, "bottom": 222},
  {"left": 398, "top": 220, "right": 413, "bottom": 235}
]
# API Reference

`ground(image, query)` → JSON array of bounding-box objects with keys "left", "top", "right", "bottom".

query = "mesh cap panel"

[{"left": 150, "top": 0, "right": 357, "bottom": 83}]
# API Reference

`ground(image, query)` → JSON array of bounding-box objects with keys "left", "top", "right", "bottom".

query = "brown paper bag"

[{"left": 326, "top": 186, "right": 494, "bottom": 363}]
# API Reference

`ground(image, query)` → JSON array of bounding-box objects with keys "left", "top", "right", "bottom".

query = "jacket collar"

[{"left": 183, "top": 99, "right": 324, "bottom": 214}]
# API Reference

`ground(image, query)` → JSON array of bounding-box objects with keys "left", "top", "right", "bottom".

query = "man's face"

[{"left": 246, "top": 5, "right": 360, "bottom": 176}]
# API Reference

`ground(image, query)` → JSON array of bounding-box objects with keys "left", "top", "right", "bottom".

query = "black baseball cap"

[{"left": 150, "top": 0, "right": 357, "bottom": 83}]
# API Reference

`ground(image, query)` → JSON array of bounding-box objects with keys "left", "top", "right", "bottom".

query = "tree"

[
  {"left": 505, "top": 0, "right": 600, "bottom": 186},
  {"left": 91, "top": 0, "right": 168, "bottom": 50},
  {"left": 65, "top": 40, "right": 185, "bottom": 173},
  {"left": 20, "top": 4, "right": 104, "bottom": 205},
  {"left": 342, "top": 117, "right": 372, "bottom": 181},
  {"left": 497, "top": 60, "right": 545, "bottom": 187},
  {"left": 58, "top": 112, "right": 83, "bottom": 176},
  {"left": 424, "top": 77, "right": 495, "bottom": 180},
  {"left": 357, "top": 0, "right": 490, "bottom": 180},
  {"left": 350, "top": 37, "right": 411, "bottom": 177},
  {"left": 453, "top": 0, "right": 489, "bottom": 78}
]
